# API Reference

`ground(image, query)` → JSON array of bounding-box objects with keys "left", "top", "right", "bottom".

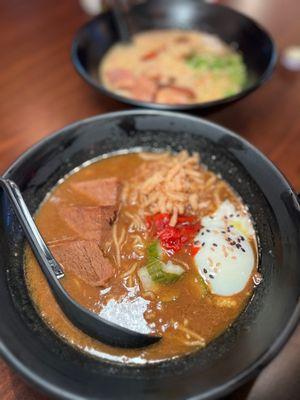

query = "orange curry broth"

[{"left": 25, "top": 153, "right": 256, "bottom": 364}]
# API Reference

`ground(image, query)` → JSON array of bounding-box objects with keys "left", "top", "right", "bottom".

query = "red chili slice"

[
  {"left": 177, "top": 215, "right": 196, "bottom": 223},
  {"left": 141, "top": 47, "right": 164, "bottom": 61},
  {"left": 147, "top": 213, "right": 170, "bottom": 232},
  {"left": 190, "top": 245, "right": 201, "bottom": 256},
  {"left": 158, "top": 226, "right": 183, "bottom": 253},
  {"left": 147, "top": 213, "right": 200, "bottom": 254}
]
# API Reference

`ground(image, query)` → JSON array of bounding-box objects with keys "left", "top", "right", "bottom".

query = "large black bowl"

[
  {"left": 0, "top": 110, "right": 300, "bottom": 400},
  {"left": 71, "top": 0, "right": 277, "bottom": 111}
]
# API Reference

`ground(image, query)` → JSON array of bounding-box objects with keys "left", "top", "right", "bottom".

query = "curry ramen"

[
  {"left": 25, "top": 151, "right": 260, "bottom": 364},
  {"left": 100, "top": 30, "right": 247, "bottom": 104}
]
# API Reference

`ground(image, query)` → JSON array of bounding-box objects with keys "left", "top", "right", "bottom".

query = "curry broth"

[{"left": 25, "top": 153, "right": 256, "bottom": 364}]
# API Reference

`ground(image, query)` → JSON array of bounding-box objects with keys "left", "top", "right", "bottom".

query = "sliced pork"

[
  {"left": 70, "top": 177, "right": 122, "bottom": 207},
  {"left": 58, "top": 205, "right": 116, "bottom": 242},
  {"left": 105, "top": 68, "right": 135, "bottom": 90},
  {"left": 50, "top": 240, "right": 114, "bottom": 287},
  {"left": 155, "top": 86, "right": 196, "bottom": 104}
]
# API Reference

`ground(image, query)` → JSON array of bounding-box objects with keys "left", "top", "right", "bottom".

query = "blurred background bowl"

[{"left": 71, "top": 0, "right": 277, "bottom": 111}]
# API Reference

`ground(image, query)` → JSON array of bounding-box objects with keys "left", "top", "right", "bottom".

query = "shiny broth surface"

[{"left": 25, "top": 152, "right": 257, "bottom": 364}]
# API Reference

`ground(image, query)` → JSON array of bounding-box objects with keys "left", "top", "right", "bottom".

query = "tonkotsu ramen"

[{"left": 100, "top": 30, "right": 247, "bottom": 105}]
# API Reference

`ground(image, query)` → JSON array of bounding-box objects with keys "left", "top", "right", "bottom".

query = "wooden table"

[{"left": 0, "top": 0, "right": 299, "bottom": 398}]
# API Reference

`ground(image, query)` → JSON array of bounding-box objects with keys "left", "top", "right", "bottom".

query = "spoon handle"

[
  {"left": 0, "top": 178, "right": 64, "bottom": 279},
  {"left": 108, "top": 0, "right": 131, "bottom": 43},
  {"left": 0, "top": 177, "right": 161, "bottom": 348}
]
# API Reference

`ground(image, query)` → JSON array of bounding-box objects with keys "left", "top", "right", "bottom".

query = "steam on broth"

[
  {"left": 100, "top": 30, "right": 247, "bottom": 105},
  {"left": 25, "top": 151, "right": 259, "bottom": 364}
]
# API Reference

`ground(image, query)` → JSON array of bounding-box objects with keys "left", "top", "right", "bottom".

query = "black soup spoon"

[{"left": 0, "top": 177, "right": 161, "bottom": 348}]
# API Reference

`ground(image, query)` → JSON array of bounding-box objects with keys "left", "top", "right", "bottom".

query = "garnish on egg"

[{"left": 194, "top": 201, "right": 256, "bottom": 296}]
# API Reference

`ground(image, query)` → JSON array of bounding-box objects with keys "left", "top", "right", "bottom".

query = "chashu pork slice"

[
  {"left": 58, "top": 205, "right": 116, "bottom": 242},
  {"left": 70, "top": 177, "right": 122, "bottom": 207},
  {"left": 50, "top": 240, "right": 114, "bottom": 287}
]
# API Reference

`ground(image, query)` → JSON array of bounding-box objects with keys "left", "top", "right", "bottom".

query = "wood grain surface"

[{"left": 0, "top": 0, "right": 299, "bottom": 399}]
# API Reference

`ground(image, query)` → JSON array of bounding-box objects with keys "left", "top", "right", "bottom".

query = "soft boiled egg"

[{"left": 194, "top": 201, "right": 256, "bottom": 296}]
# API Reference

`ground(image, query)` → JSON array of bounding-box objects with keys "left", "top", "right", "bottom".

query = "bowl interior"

[
  {"left": 72, "top": 0, "right": 276, "bottom": 110},
  {"left": 0, "top": 111, "right": 299, "bottom": 400}
]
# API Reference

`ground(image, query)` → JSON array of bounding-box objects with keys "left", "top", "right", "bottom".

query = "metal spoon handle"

[
  {"left": 108, "top": 0, "right": 131, "bottom": 43},
  {"left": 0, "top": 178, "right": 64, "bottom": 279}
]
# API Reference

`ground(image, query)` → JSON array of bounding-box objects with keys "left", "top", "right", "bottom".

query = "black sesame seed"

[
  {"left": 236, "top": 243, "right": 241, "bottom": 249},
  {"left": 201, "top": 232, "right": 204, "bottom": 236},
  {"left": 240, "top": 236, "right": 245, "bottom": 241},
  {"left": 203, "top": 268, "right": 208, "bottom": 274},
  {"left": 212, "top": 243, "right": 218, "bottom": 247},
  {"left": 241, "top": 248, "right": 246, "bottom": 252},
  {"left": 201, "top": 242, "right": 205, "bottom": 246},
  {"left": 209, "top": 274, "right": 214, "bottom": 279},
  {"left": 229, "top": 214, "right": 234, "bottom": 218},
  {"left": 221, "top": 230, "right": 226, "bottom": 234},
  {"left": 236, "top": 214, "right": 240, "bottom": 217},
  {"left": 206, "top": 229, "right": 210, "bottom": 232}
]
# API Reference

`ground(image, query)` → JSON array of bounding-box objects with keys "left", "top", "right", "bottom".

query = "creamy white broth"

[{"left": 100, "top": 29, "right": 247, "bottom": 104}]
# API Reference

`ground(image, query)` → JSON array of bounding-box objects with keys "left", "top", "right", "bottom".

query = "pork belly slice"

[
  {"left": 50, "top": 240, "right": 114, "bottom": 287},
  {"left": 70, "top": 177, "right": 122, "bottom": 207},
  {"left": 105, "top": 68, "right": 135, "bottom": 89},
  {"left": 58, "top": 205, "right": 116, "bottom": 242}
]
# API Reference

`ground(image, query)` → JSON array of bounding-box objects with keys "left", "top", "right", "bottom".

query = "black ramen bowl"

[
  {"left": 0, "top": 110, "right": 299, "bottom": 400},
  {"left": 71, "top": 0, "right": 277, "bottom": 111}
]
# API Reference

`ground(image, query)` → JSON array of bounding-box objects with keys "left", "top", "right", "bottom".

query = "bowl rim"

[
  {"left": 70, "top": 2, "right": 278, "bottom": 111},
  {"left": 1, "top": 110, "right": 300, "bottom": 400}
]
